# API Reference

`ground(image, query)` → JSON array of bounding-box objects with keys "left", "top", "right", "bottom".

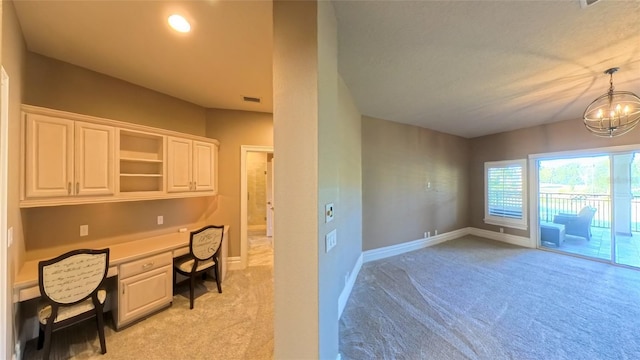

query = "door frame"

[
  {"left": 240, "top": 145, "right": 274, "bottom": 269},
  {"left": 0, "top": 67, "right": 10, "bottom": 359},
  {"left": 529, "top": 143, "right": 640, "bottom": 265}
]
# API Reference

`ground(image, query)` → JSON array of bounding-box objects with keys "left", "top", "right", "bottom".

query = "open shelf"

[{"left": 119, "top": 130, "right": 165, "bottom": 193}]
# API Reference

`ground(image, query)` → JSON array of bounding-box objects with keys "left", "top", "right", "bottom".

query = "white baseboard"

[
  {"left": 227, "top": 256, "right": 243, "bottom": 270},
  {"left": 338, "top": 253, "right": 363, "bottom": 320},
  {"left": 469, "top": 227, "right": 533, "bottom": 248},
  {"left": 360, "top": 227, "right": 532, "bottom": 265},
  {"left": 363, "top": 227, "right": 471, "bottom": 263}
]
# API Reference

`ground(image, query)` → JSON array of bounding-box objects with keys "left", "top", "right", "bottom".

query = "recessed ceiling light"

[{"left": 168, "top": 14, "right": 190, "bottom": 33}]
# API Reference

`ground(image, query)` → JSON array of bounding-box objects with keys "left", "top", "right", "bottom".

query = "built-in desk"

[{"left": 14, "top": 225, "right": 229, "bottom": 329}]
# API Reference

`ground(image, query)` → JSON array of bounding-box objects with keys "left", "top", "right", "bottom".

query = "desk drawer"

[{"left": 119, "top": 252, "right": 172, "bottom": 279}]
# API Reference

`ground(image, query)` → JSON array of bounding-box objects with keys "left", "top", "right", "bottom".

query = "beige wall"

[
  {"left": 23, "top": 198, "right": 217, "bottom": 259},
  {"left": 24, "top": 53, "right": 206, "bottom": 136},
  {"left": 19, "top": 52, "right": 216, "bottom": 258},
  {"left": 469, "top": 118, "right": 640, "bottom": 237},
  {"left": 317, "top": 0, "right": 363, "bottom": 354},
  {"left": 247, "top": 152, "right": 267, "bottom": 228},
  {"left": 273, "top": 0, "right": 320, "bottom": 357},
  {"left": 272, "top": 3, "right": 363, "bottom": 358},
  {"left": 362, "top": 116, "right": 469, "bottom": 250},
  {"left": 3, "top": 0, "right": 27, "bottom": 358},
  {"left": 205, "top": 109, "right": 273, "bottom": 256}
]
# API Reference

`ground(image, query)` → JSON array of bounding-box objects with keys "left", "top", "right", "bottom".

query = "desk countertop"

[{"left": 14, "top": 225, "right": 229, "bottom": 302}]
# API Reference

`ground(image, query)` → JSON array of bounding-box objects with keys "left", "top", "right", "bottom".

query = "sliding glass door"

[
  {"left": 537, "top": 151, "right": 640, "bottom": 267},
  {"left": 612, "top": 153, "right": 640, "bottom": 267},
  {"left": 538, "top": 155, "right": 612, "bottom": 261}
]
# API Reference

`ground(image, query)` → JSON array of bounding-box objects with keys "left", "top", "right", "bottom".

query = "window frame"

[{"left": 484, "top": 159, "right": 528, "bottom": 230}]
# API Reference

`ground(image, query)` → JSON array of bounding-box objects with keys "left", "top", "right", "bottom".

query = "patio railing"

[{"left": 539, "top": 192, "right": 640, "bottom": 231}]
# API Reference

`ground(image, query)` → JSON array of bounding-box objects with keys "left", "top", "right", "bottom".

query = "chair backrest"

[
  {"left": 579, "top": 206, "right": 597, "bottom": 221},
  {"left": 38, "top": 248, "right": 109, "bottom": 306},
  {"left": 190, "top": 225, "right": 224, "bottom": 261}
]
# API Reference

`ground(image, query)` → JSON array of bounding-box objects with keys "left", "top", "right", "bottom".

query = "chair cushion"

[
  {"left": 177, "top": 258, "right": 215, "bottom": 273},
  {"left": 38, "top": 289, "right": 106, "bottom": 324}
]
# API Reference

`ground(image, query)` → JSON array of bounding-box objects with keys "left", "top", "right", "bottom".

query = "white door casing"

[
  {"left": 240, "top": 145, "right": 274, "bottom": 269},
  {"left": 0, "top": 66, "right": 10, "bottom": 360},
  {"left": 266, "top": 156, "right": 274, "bottom": 237}
]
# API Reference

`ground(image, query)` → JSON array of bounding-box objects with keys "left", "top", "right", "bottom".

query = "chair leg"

[
  {"left": 214, "top": 261, "right": 222, "bottom": 293},
  {"left": 173, "top": 268, "right": 176, "bottom": 293},
  {"left": 36, "top": 326, "right": 44, "bottom": 350},
  {"left": 95, "top": 308, "right": 107, "bottom": 354},
  {"left": 42, "top": 320, "right": 54, "bottom": 360},
  {"left": 189, "top": 275, "right": 195, "bottom": 309}
]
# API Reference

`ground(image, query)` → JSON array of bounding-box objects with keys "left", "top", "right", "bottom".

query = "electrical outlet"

[
  {"left": 325, "top": 229, "right": 337, "bottom": 253},
  {"left": 80, "top": 225, "right": 88, "bottom": 237},
  {"left": 325, "top": 203, "right": 335, "bottom": 223},
  {"left": 157, "top": 215, "right": 164, "bottom": 225},
  {"left": 7, "top": 227, "right": 13, "bottom": 247},
  {"left": 500, "top": 227, "right": 504, "bottom": 233}
]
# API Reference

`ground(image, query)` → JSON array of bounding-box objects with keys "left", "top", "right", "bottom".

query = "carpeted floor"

[
  {"left": 340, "top": 235, "right": 640, "bottom": 360},
  {"left": 22, "top": 233, "right": 274, "bottom": 360}
]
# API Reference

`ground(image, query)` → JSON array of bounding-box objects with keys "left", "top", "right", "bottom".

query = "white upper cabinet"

[
  {"left": 167, "top": 137, "right": 217, "bottom": 193},
  {"left": 74, "top": 122, "right": 116, "bottom": 196},
  {"left": 192, "top": 141, "right": 216, "bottom": 192},
  {"left": 21, "top": 105, "right": 219, "bottom": 207},
  {"left": 25, "top": 114, "right": 114, "bottom": 198}
]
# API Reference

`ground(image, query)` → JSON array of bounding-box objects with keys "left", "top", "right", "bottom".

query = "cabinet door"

[
  {"left": 118, "top": 265, "right": 173, "bottom": 327},
  {"left": 192, "top": 140, "right": 215, "bottom": 192},
  {"left": 24, "top": 114, "right": 74, "bottom": 198},
  {"left": 75, "top": 122, "right": 115, "bottom": 196},
  {"left": 167, "top": 137, "right": 193, "bottom": 193}
]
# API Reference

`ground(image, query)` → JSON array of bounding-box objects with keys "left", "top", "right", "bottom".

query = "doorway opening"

[
  {"left": 240, "top": 145, "right": 274, "bottom": 269},
  {"left": 534, "top": 149, "right": 640, "bottom": 268}
]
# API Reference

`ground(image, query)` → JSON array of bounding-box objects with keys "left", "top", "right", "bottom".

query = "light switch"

[
  {"left": 325, "top": 229, "right": 337, "bottom": 253},
  {"left": 157, "top": 215, "right": 164, "bottom": 225},
  {"left": 80, "top": 225, "right": 89, "bottom": 237}
]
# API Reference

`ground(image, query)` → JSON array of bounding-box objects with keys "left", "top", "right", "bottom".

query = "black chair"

[
  {"left": 174, "top": 225, "right": 224, "bottom": 309},
  {"left": 37, "top": 248, "right": 110, "bottom": 360},
  {"left": 553, "top": 206, "right": 597, "bottom": 241}
]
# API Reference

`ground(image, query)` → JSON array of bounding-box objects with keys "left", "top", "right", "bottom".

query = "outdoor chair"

[{"left": 553, "top": 206, "right": 597, "bottom": 241}]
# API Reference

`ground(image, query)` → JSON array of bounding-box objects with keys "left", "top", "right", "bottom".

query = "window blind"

[{"left": 487, "top": 165, "right": 523, "bottom": 219}]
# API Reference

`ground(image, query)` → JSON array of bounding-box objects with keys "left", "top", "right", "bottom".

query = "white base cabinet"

[{"left": 116, "top": 252, "right": 173, "bottom": 329}]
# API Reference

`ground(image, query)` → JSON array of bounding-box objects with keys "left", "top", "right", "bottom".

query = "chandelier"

[{"left": 583, "top": 67, "right": 640, "bottom": 137}]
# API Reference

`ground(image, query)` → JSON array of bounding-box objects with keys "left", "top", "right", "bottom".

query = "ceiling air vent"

[
  {"left": 242, "top": 96, "right": 262, "bottom": 104},
  {"left": 580, "top": 0, "right": 601, "bottom": 8}
]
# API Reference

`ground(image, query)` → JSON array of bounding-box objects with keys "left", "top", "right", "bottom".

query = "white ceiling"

[
  {"left": 334, "top": 0, "right": 640, "bottom": 138},
  {"left": 12, "top": 1, "right": 640, "bottom": 138},
  {"left": 13, "top": 0, "right": 273, "bottom": 113}
]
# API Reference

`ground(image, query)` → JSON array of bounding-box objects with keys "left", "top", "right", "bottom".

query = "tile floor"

[{"left": 541, "top": 226, "right": 640, "bottom": 267}]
